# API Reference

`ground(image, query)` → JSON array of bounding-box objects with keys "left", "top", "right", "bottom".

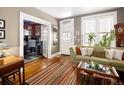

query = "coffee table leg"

[{"left": 77, "top": 69, "right": 81, "bottom": 84}]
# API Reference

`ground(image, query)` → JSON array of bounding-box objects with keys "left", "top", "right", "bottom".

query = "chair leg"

[
  {"left": 2, "top": 78, "right": 5, "bottom": 85},
  {"left": 18, "top": 70, "right": 21, "bottom": 85},
  {"left": 13, "top": 74, "right": 16, "bottom": 81}
]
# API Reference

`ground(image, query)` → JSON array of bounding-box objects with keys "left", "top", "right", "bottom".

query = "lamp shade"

[{"left": 0, "top": 42, "right": 7, "bottom": 50}]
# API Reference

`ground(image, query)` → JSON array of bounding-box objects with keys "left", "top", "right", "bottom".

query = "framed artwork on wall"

[
  {"left": 0, "top": 30, "right": 5, "bottom": 39},
  {"left": 52, "top": 26, "right": 58, "bottom": 45},
  {"left": 0, "top": 19, "right": 5, "bottom": 29}
]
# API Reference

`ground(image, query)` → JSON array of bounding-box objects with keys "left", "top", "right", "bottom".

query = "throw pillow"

[
  {"left": 105, "top": 49, "right": 114, "bottom": 59},
  {"left": 80, "top": 48, "right": 87, "bottom": 56},
  {"left": 87, "top": 48, "right": 94, "bottom": 56},
  {"left": 93, "top": 50, "right": 105, "bottom": 58},
  {"left": 113, "top": 49, "right": 124, "bottom": 60},
  {"left": 76, "top": 47, "right": 81, "bottom": 55}
]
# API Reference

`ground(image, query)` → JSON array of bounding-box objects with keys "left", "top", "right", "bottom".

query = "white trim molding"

[
  {"left": 20, "top": 12, "right": 52, "bottom": 58},
  {"left": 49, "top": 52, "right": 61, "bottom": 58}
]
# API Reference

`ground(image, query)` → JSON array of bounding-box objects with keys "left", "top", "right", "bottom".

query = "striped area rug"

[{"left": 26, "top": 62, "right": 77, "bottom": 85}]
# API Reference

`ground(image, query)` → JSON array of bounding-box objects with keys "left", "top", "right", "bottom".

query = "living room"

[
  {"left": 1, "top": 0, "right": 124, "bottom": 92},
  {"left": 1, "top": 6, "right": 124, "bottom": 86}
]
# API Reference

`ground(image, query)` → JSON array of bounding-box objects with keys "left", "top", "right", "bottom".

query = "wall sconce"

[{"left": 75, "top": 31, "right": 80, "bottom": 39}]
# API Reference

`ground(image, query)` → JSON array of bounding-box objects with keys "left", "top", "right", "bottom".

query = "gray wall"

[
  {"left": 51, "top": 25, "right": 59, "bottom": 54},
  {"left": 117, "top": 8, "right": 124, "bottom": 23},
  {"left": 74, "top": 16, "right": 81, "bottom": 45},
  {"left": 0, "top": 7, "right": 58, "bottom": 55},
  {"left": 60, "top": 7, "right": 124, "bottom": 46},
  {"left": 1, "top": 7, "right": 124, "bottom": 55}
]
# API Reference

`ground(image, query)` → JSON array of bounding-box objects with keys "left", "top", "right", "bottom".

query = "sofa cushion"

[
  {"left": 80, "top": 48, "right": 87, "bottom": 56},
  {"left": 93, "top": 50, "right": 105, "bottom": 58},
  {"left": 105, "top": 49, "right": 114, "bottom": 59},
  {"left": 113, "top": 49, "right": 124, "bottom": 60},
  {"left": 90, "top": 56, "right": 111, "bottom": 65},
  {"left": 76, "top": 55, "right": 92, "bottom": 62},
  {"left": 93, "top": 46, "right": 105, "bottom": 52},
  {"left": 76, "top": 55, "right": 110, "bottom": 65},
  {"left": 87, "top": 48, "right": 94, "bottom": 56},
  {"left": 110, "top": 59, "right": 124, "bottom": 68},
  {"left": 76, "top": 47, "right": 81, "bottom": 55}
]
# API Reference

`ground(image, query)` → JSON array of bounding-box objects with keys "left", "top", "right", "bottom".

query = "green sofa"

[{"left": 70, "top": 46, "right": 124, "bottom": 72}]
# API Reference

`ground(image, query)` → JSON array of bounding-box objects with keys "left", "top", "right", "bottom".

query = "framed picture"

[
  {"left": 0, "top": 30, "right": 5, "bottom": 39},
  {"left": 52, "top": 26, "right": 58, "bottom": 45},
  {"left": 0, "top": 19, "right": 5, "bottom": 29}
]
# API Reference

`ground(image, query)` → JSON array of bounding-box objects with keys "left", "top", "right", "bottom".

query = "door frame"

[
  {"left": 60, "top": 18, "right": 74, "bottom": 55},
  {"left": 20, "top": 12, "right": 52, "bottom": 58}
]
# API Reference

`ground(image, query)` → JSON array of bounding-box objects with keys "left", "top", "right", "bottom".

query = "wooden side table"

[{"left": 0, "top": 56, "right": 25, "bottom": 85}]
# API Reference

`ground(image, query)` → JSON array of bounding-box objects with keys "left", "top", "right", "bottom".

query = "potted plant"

[
  {"left": 87, "top": 33, "right": 96, "bottom": 46},
  {"left": 98, "top": 29, "right": 115, "bottom": 47}
]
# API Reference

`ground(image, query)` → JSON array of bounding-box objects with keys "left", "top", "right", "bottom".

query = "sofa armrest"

[{"left": 69, "top": 47, "right": 77, "bottom": 62}]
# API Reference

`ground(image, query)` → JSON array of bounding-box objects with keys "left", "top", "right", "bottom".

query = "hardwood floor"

[
  {"left": 24, "top": 55, "right": 78, "bottom": 85},
  {"left": 25, "top": 55, "right": 73, "bottom": 80},
  {"left": 5, "top": 55, "right": 122, "bottom": 85},
  {"left": 3, "top": 55, "right": 76, "bottom": 85}
]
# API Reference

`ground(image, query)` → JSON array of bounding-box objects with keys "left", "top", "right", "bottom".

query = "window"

[
  {"left": 63, "top": 32, "right": 71, "bottom": 41},
  {"left": 82, "top": 18, "right": 96, "bottom": 45},
  {"left": 81, "top": 11, "right": 117, "bottom": 46}
]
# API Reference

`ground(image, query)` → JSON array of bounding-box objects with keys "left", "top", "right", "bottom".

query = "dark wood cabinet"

[
  {"left": 115, "top": 32, "right": 124, "bottom": 47},
  {"left": 114, "top": 23, "right": 124, "bottom": 47}
]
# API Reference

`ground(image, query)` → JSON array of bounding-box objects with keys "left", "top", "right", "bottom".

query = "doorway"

[
  {"left": 23, "top": 20, "right": 43, "bottom": 60},
  {"left": 60, "top": 19, "right": 74, "bottom": 55},
  {"left": 20, "top": 12, "right": 52, "bottom": 59}
]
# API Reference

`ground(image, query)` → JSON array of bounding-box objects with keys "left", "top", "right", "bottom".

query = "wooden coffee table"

[{"left": 77, "top": 61, "right": 120, "bottom": 84}]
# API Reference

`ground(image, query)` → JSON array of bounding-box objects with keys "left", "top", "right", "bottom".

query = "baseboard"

[{"left": 49, "top": 52, "right": 61, "bottom": 58}]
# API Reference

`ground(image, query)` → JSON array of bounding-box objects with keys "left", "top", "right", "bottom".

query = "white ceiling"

[{"left": 36, "top": 7, "right": 118, "bottom": 19}]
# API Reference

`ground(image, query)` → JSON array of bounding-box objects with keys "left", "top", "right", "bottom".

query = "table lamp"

[{"left": 0, "top": 42, "right": 7, "bottom": 58}]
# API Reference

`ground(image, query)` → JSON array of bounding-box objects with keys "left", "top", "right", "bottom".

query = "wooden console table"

[{"left": 0, "top": 56, "right": 25, "bottom": 85}]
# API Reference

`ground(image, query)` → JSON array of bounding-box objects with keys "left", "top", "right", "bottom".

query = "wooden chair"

[{"left": 1, "top": 69, "right": 21, "bottom": 85}]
